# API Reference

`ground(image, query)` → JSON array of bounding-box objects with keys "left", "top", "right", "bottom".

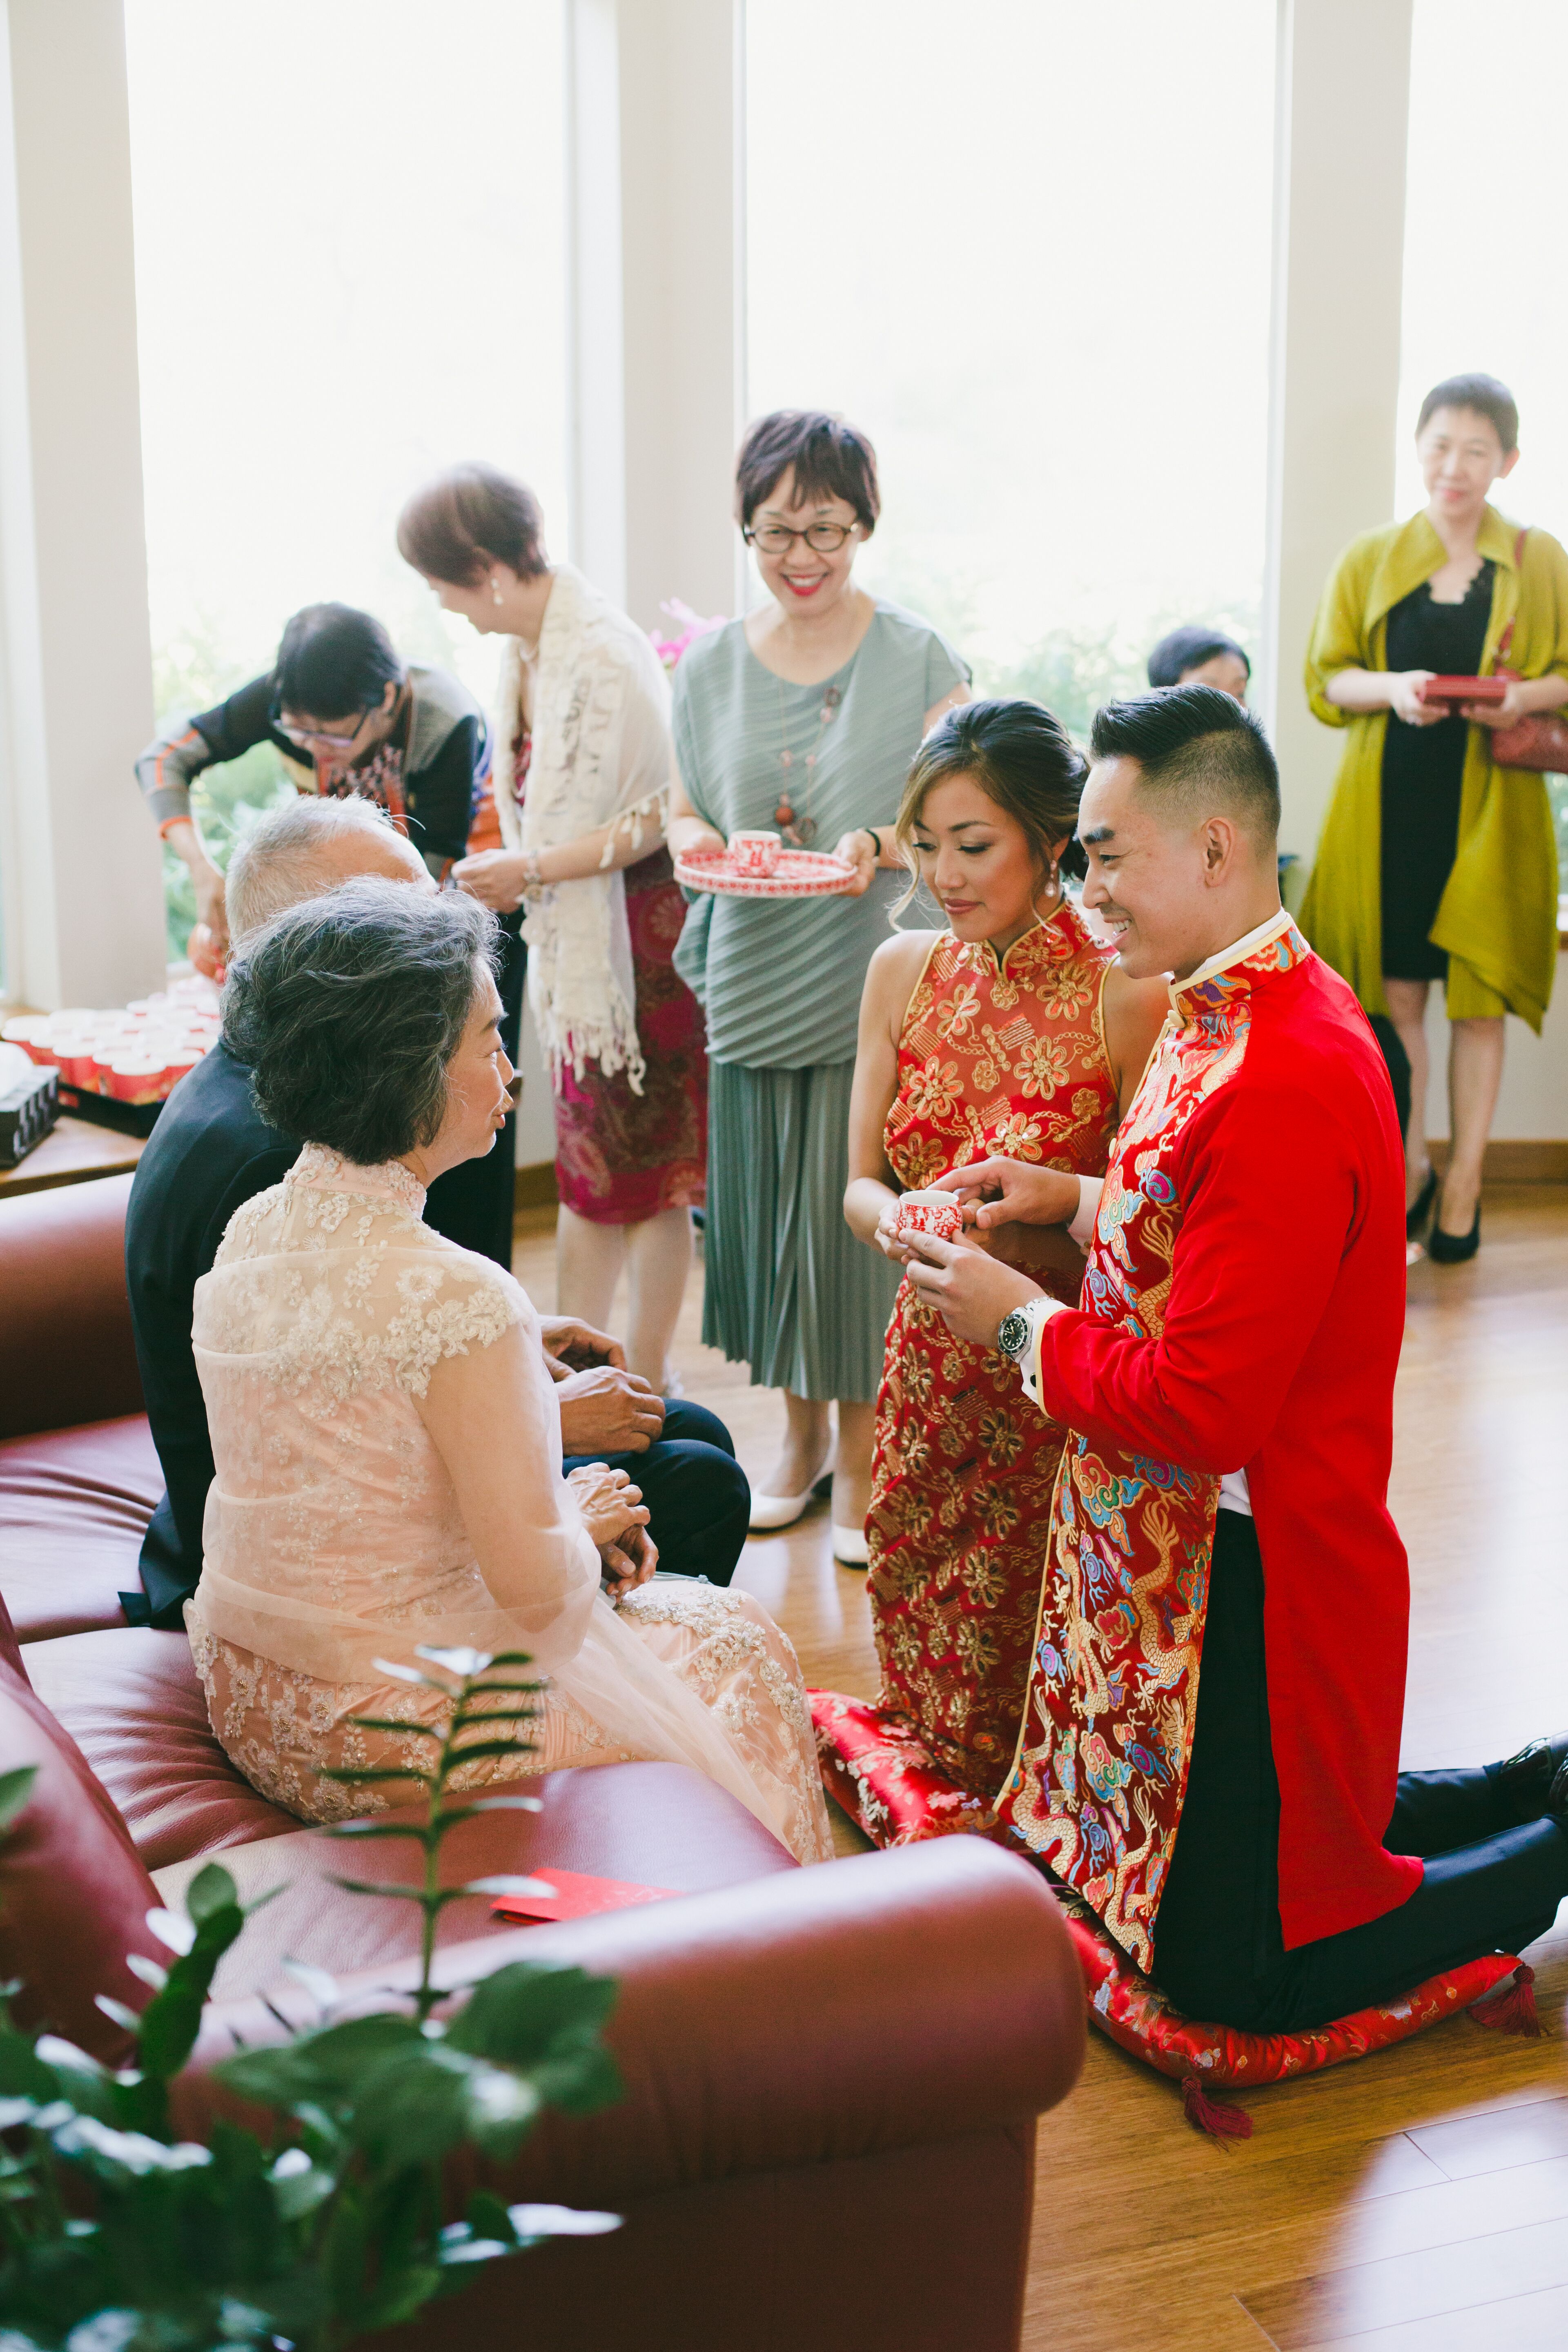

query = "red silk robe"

[{"left": 999, "top": 913, "right": 1420, "bottom": 1968}]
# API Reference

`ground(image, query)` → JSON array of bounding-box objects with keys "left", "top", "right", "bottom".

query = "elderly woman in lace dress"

[{"left": 185, "top": 878, "right": 830, "bottom": 1864}]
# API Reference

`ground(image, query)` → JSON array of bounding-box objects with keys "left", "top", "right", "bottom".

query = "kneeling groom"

[{"left": 906, "top": 685, "right": 1568, "bottom": 2032}]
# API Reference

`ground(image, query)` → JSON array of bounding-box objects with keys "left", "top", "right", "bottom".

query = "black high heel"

[
  {"left": 1428, "top": 1203, "right": 1481, "bottom": 1264},
  {"left": 1405, "top": 1164, "right": 1438, "bottom": 1240}
]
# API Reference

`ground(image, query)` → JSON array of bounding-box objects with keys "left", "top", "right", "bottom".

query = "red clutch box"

[{"left": 1419, "top": 675, "right": 1508, "bottom": 707}]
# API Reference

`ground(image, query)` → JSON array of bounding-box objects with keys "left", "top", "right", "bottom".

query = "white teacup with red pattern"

[
  {"left": 729, "top": 829, "right": 782, "bottom": 878},
  {"left": 893, "top": 1188, "right": 964, "bottom": 1244}
]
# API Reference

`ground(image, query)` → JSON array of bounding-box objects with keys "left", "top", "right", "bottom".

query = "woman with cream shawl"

[{"left": 399, "top": 465, "right": 707, "bottom": 1388}]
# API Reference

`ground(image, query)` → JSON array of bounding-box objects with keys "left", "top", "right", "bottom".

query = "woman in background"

[
  {"left": 400, "top": 464, "right": 706, "bottom": 1391},
  {"left": 668, "top": 410, "right": 971, "bottom": 1562},
  {"left": 1302, "top": 372, "right": 1568, "bottom": 1262},
  {"left": 840, "top": 701, "right": 1166, "bottom": 1816},
  {"left": 136, "top": 601, "right": 489, "bottom": 956},
  {"left": 1147, "top": 625, "right": 1250, "bottom": 702}
]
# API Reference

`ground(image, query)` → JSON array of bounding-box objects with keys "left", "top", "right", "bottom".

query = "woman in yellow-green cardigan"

[{"left": 1301, "top": 373, "right": 1568, "bottom": 1263}]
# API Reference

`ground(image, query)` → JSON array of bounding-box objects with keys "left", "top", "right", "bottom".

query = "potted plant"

[{"left": 0, "top": 1647, "right": 620, "bottom": 2350}]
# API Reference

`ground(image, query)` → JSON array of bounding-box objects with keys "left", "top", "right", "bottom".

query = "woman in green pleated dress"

[{"left": 669, "top": 410, "right": 970, "bottom": 1562}]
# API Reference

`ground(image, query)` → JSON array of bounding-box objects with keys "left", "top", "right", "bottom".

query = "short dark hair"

[
  {"left": 896, "top": 698, "right": 1089, "bottom": 903},
  {"left": 1416, "top": 373, "right": 1518, "bottom": 455},
  {"left": 1147, "top": 625, "right": 1251, "bottom": 690},
  {"left": 274, "top": 605, "right": 404, "bottom": 725},
  {"left": 1089, "top": 685, "right": 1280, "bottom": 845},
  {"left": 224, "top": 878, "right": 499, "bottom": 1165},
  {"left": 396, "top": 462, "right": 549, "bottom": 588},
  {"left": 734, "top": 410, "right": 880, "bottom": 536}
]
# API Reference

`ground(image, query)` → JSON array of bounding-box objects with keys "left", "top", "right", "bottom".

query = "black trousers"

[
  {"left": 1152, "top": 1510, "right": 1568, "bottom": 2032},
  {"left": 424, "top": 909, "right": 527, "bottom": 1271},
  {"left": 566, "top": 1400, "right": 749, "bottom": 1588}
]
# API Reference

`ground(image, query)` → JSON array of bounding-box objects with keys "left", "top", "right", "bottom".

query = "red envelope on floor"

[{"left": 490, "top": 1868, "right": 679, "bottom": 1924}]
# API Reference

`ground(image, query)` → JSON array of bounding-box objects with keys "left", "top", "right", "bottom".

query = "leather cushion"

[
  {"left": 23, "top": 1627, "right": 299, "bottom": 1866},
  {"left": 0, "top": 1413, "right": 158, "bottom": 1639},
  {"left": 0, "top": 1617, "right": 165, "bottom": 2059},
  {"left": 0, "top": 1174, "right": 143, "bottom": 1439},
  {"left": 153, "top": 1759, "right": 800, "bottom": 2002}
]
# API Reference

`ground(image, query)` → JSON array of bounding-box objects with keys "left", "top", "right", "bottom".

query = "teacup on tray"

[
  {"left": 730, "top": 829, "right": 782, "bottom": 878},
  {"left": 894, "top": 1188, "right": 963, "bottom": 1243}
]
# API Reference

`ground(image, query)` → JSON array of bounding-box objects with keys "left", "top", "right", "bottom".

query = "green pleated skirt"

[{"left": 704, "top": 1059, "right": 902, "bottom": 1403}]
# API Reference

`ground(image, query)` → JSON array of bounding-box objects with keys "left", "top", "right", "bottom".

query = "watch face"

[{"left": 998, "top": 1307, "right": 1031, "bottom": 1361}]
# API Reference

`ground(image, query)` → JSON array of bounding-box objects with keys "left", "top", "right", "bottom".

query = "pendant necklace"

[{"left": 773, "top": 676, "right": 842, "bottom": 847}]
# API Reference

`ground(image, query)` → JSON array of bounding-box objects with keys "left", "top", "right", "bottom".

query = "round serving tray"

[{"left": 675, "top": 848, "right": 858, "bottom": 900}]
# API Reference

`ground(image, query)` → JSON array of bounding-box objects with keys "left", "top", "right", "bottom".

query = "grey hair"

[
  {"left": 223, "top": 878, "right": 500, "bottom": 1163},
  {"left": 225, "top": 794, "right": 419, "bottom": 940}
]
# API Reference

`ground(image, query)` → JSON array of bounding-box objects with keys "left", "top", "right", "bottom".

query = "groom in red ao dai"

[{"left": 905, "top": 686, "right": 1568, "bottom": 2033}]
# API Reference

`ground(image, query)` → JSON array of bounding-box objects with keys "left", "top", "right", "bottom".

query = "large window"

[
  {"left": 746, "top": 0, "right": 1275, "bottom": 732},
  {"left": 1399, "top": 0, "right": 1568, "bottom": 873},
  {"left": 124, "top": 0, "right": 568, "bottom": 949}
]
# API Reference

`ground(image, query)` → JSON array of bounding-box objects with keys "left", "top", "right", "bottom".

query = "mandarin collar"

[
  {"left": 959, "top": 898, "right": 1079, "bottom": 980},
  {"left": 1168, "top": 906, "right": 1305, "bottom": 1024},
  {"left": 286, "top": 1140, "right": 428, "bottom": 1218}
]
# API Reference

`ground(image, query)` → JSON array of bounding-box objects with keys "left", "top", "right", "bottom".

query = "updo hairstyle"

[
  {"left": 396, "top": 462, "right": 550, "bottom": 587},
  {"left": 224, "top": 878, "right": 499, "bottom": 1165},
  {"left": 892, "top": 697, "right": 1089, "bottom": 922}
]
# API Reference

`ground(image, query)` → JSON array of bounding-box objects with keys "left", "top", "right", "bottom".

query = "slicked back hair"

[{"left": 1089, "top": 686, "right": 1281, "bottom": 847}]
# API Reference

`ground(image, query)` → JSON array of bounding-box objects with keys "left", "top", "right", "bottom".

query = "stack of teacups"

[{"left": 1, "top": 987, "right": 220, "bottom": 1105}]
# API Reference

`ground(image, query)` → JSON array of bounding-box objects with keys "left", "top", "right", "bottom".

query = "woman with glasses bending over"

[
  {"left": 135, "top": 603, "right": 508, "bottom": 1263},
  {"left": 668, "top": 411, "right": 971, "bottom": 1562},
  {"left": 138, "top": 603, "right": 490, "bottom": 958}
]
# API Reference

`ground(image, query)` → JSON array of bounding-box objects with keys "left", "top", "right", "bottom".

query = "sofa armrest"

[
  {"left": 0, "top": 1175, "right": 143, "bottom": 1438},
  {"left": 178, "top": 1838, "right": 1084, "bottom": 2199}
]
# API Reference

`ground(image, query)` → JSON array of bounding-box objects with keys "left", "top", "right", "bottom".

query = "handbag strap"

[{"left": 1494, "top": 528, "right": 1529, "bottom": 667}]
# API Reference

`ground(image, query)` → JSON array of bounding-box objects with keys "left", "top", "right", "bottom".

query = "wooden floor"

[{"left": 513, "top": 1185, "right": 1568, "bottom": 2352}]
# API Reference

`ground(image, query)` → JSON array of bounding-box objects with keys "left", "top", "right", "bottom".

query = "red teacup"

[
  {"left": 730, "top": 830, "right": 782, "bottom": 878},
  {"left": 894, "top": 1189, "right": 964, "bottom": 1243}
]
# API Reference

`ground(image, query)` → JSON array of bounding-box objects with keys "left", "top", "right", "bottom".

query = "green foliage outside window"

[{"left": 153, "top": 622, "right": 294, "bottom": 965}]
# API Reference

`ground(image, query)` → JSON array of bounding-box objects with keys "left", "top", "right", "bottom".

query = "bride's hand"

[
  {"left": 567, "top": 1461, "right": 653, "bottom": 1551},
  {"left": 597, "top": 1519, "right": 659, "bottom": 1599}
]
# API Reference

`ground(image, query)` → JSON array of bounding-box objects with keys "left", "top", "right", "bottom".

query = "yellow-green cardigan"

[{"left": 1300, "top": 505, "right": 1566, "bottom": 1031}]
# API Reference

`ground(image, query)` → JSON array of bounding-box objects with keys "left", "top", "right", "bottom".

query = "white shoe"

[
  {"left": 748, "top": 1488, "right": 815, "bottom": 1531},
  {"left": 832, "top": 1523, "right": 870, "bottom": 1567}
]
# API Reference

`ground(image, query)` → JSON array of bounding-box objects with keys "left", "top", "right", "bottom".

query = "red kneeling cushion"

[{"left": 811, "top": 1688, "right": 1526, "bottom": 2105}]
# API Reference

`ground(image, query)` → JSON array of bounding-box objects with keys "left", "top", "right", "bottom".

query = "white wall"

[
  {"left": 0, "top": 0, "right": 166, "bottom": 1010},
  {"left": 1261, "top": 0, "right": 1413, "bottom": 878}
]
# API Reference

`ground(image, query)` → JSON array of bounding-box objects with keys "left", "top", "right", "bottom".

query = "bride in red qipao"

[{"left": 835, "top": 700, "right": 1168, "bottom": 1840}]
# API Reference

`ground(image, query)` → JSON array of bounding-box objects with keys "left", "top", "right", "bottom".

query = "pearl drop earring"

[{"left": 491, "top": 577, "right": 504, "bottom": 607}]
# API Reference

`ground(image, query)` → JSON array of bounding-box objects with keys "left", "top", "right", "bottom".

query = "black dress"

[{"left": 1379, "top": 560, "right": 1493, "bottom": 981}]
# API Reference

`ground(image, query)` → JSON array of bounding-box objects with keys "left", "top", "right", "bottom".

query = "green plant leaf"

[
  {"left": 413, "top": 1644, "right": 494, "bottom": 1678},
  {"left": 325, "top": 1820, "right": 430, "bottom": 1842},
  {"left": 315, "top": 1765, "right": 429, "bottom": 1785},
  {"left": 185, "top": 1864, "right": 240, "bottom": 1925},
  {"left": 460, "top": 1877, "right": 555, "bottom": 1900},
  {"left": 324, "top": 1878, "right": 430, "bottom": 1904},
  {"left": 508, "top": 2201, "right": 622, "bottom": 2240},
  {"left": 444, "top": 1964, "right": 617, "bottom": 2068},
  {"left": 445, "top": 1793, "right": 543, "bottom": 1818},
  {"left": 336, "top": 1717, "right": 444, "bottom": 1740},
  {"left": 0, "top": 1764, "right": 38, "bottom": 1834},
  {"left": 463, "top": 2187, "right": 519, "bottom": 2247},
  {"left": 441, "top": 1740, "right": 537, "bottom": 1767},
  {"left": 479, "top": 1652, "right": 539, "bottom": 1669}
]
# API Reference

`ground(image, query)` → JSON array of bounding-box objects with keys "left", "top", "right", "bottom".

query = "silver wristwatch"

[{"left": 997, "top": 1306, "right": 1034, "bottom": 1363}]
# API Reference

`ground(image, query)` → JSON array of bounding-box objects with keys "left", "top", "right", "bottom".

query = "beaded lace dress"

[{"left": 187, "top": 1144, "right": 831, "bottom": 1864}]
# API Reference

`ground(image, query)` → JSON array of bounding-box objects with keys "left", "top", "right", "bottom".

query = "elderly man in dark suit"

[{"left": 124, "top": 796, "right": 748, "bottom": 1628}]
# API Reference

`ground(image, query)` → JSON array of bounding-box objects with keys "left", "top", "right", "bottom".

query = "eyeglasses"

[
  {"left": 273, "top": 711, "right": 370, "bottom": 754},
  {"left": 743, "top": 521, "right": 858, "bottom": 555}
]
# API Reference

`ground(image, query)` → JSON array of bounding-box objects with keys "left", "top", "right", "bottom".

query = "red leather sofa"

[{"left": 0, "top": 1172, "right": 1086, "bottom": 2350}]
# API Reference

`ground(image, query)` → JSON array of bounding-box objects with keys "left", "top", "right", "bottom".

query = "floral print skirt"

[
  {"left": 552, "top": 851, "right": 708, "bottom": 1225},
  {"left": 865, "top": 1282, "right": 1067, "bottom": 1804}
]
